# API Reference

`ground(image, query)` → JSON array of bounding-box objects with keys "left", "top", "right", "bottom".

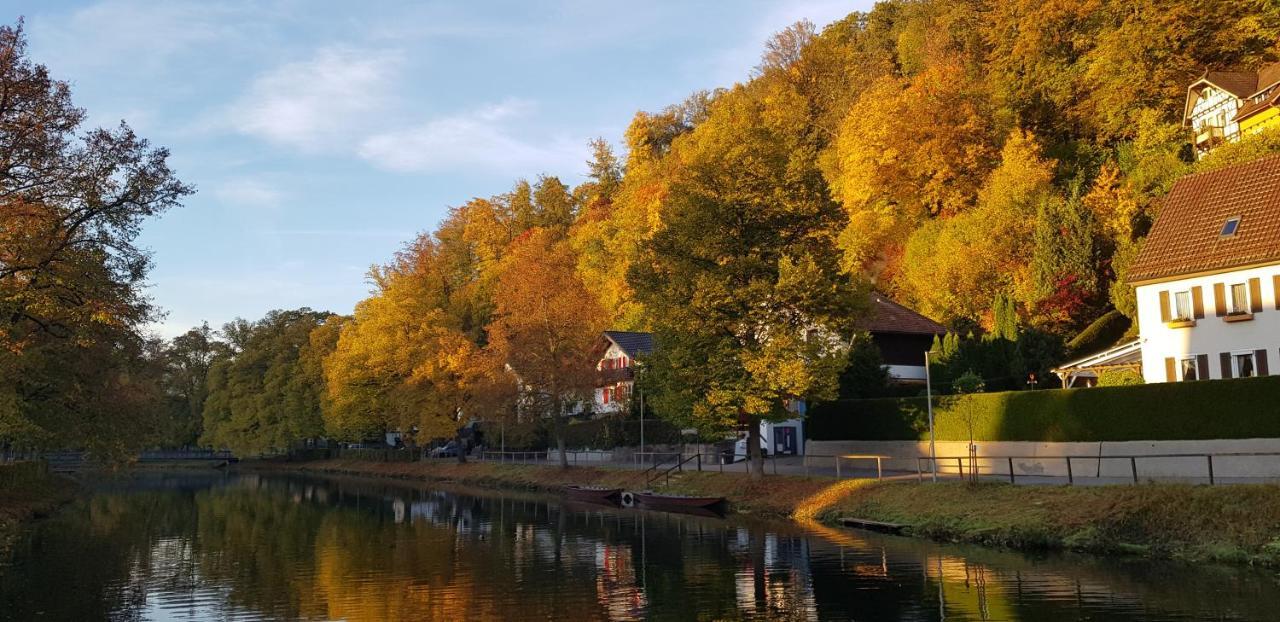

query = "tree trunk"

[
  {"left": 555, "top": 395, "right": 569, "bottom": 468},
  {"left": 455, "top": 424, "right": 467, "bottom": 465},
  {"left": 747, "top": 416, "right": 764, "bottom": 479}
]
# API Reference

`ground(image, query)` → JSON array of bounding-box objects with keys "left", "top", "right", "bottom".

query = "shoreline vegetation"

[
  {"left": 253, "top": 459, "right": 1280, "bottom": 567},
  {"left": 0, "top": 465, "right": 78, "bottom": 555}
]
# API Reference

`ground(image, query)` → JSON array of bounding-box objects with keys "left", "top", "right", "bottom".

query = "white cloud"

[
  {"left": 358, "top": 98, "right": 586, "bottom": 175},
  {"left": 214, "top": 178, "right": 285, "bottom": 208},
  {"left": 229, "top": 46, "right": 402, "bottom": 151},
  {"left": 28, "top": 0, "right": 248, "bottom": 73}
]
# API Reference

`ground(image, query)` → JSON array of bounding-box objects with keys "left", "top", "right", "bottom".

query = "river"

[{"left": 1, "top": 470, "right": 1277, "bottom": 621}]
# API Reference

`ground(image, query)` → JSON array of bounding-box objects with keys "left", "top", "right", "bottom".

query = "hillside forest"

[{"left": 5, "top": 2, "right": 1280, "bottom": 467}]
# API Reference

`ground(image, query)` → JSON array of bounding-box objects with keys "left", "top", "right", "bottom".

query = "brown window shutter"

[
  {"left": 1191, "top": 286, "right": 1204, "bottom": 319},
  {"left": 1197, "top": 354, "right": 1210, "bottom": 380},
  {"left": 1214, "top": 283, "right": 1227, "bottom": 316},
  {"left": 1257, "top": 349, "right": 1270, "bottom": 376},
  {"left": 1274, "top": 275, "right": 1280, "bottom": 310},
  {"left": 1250, "top": 277, "right": 1264, "bottom": 313},
  {"left": 1220, "top": 352, "right": 1233, "bottom": 379},
  {"left": 1164, "top": 357, "right": 1176, "bottom": 382},
  {"left": 1159, "top": 291, "right": 1171, "bottom": 323}
]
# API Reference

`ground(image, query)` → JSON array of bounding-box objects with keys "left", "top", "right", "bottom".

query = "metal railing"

[
  {"left": 914, "top": 451, "right": 1280, "bottom": 485},
  {"left": 479, "top": 450, "right": 550, "bottom": 464}
]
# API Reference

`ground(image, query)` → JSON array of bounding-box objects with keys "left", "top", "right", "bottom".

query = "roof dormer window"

[{"left": 1221, "top": 216, "right": 1241, "bottom": 237}]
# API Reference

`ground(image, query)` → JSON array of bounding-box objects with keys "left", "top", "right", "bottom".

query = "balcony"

[
  {"left": 597, "top": 366, "right": 634, "bottom": 385},
  {"left": 1194, "top": 125, "right": 1226, "bottom": 152}
]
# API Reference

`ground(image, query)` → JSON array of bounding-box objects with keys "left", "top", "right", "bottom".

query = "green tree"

[{"left": 629, "top": 77, "right": 865, "bottom": 477}]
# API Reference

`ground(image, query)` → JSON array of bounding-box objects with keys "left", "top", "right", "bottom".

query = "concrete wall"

[{"left": 808, "top": 438, "right": 1280, "bottom": 479}]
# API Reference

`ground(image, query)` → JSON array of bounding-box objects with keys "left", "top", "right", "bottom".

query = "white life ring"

[{"left": 620, "top": 491, "right": 636, "bottom": 507}]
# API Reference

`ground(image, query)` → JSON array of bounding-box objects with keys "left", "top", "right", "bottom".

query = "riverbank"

[
  {"left": 254, "top": 458, "right": 1280, "bottom": 566},
  {"left": 0, "top": 463, "right": 79, "bottom": 555}
]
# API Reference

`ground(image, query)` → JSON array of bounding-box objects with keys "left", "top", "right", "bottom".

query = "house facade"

[
  {"left": 1185, "top": 63, "right": 1280, "bottom": 158},
  {"left": 591, "top": 331, "right": 653, "bottom": 415},
  {"left": 1128, "top": 155, "right": 1280, "bottom": 383}
]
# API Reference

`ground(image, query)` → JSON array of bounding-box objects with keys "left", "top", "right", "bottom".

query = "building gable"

[{"left": 1129, "top": 155, "right": 1280, "bottom": 284}]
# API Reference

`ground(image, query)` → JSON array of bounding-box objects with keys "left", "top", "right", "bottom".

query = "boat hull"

[
  {"left": 634, "top": 493, "right": 725, "bottom": 509},
  {"left": 564, "top": 486, "right": 623, "bottom": 502}
]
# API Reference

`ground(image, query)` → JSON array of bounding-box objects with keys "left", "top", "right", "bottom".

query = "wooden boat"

[
  {"left": 564, "top": 485, "right": 623, "bottom": 502},
  {"left": 633, "top": 491, "right": 725, "bottom": 510}
]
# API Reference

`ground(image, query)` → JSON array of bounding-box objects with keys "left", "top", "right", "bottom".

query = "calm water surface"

[{"left": 2, "top": 470, "right": 1278, "bottom": 621}]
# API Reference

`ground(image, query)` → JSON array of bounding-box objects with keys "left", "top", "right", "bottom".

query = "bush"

[
  {"left": 808, "top": 375, "right": 1280, "bottom": 442},
  {"left": 477, "top": 416, "right": 688, "bottom": 450},
  {"left": 1097, "top": 368, "right": 1144, "bottom": 386}
]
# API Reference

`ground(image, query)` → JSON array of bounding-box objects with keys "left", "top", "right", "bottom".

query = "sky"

[{"left": 14, "top": 0, "right": 873, "bottom": 338}]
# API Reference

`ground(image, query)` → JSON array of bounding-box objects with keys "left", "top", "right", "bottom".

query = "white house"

[
  {"left": 1128, "top": 154, "right": 1280, "bottom": 383},
  {"left": 1185, "top": 63, "right": 1280, "bottom": 159}
]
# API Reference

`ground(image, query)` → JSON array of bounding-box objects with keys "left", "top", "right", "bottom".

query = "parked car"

[
  {"left": 429, "top": 441, "right": 459, "bottom": 458},
  {"left": 723, "top": 436, "right": 768, "bottom": 464}
]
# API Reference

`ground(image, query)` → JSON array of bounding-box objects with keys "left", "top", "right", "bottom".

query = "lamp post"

[
  {"left": 925, "top": 350, "right": 937, "bottom": 483},
  {"left": 639, "top": 389, "right": 645, "bottom": 459}
]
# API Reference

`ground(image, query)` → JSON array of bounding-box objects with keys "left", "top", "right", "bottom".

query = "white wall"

[
  {"left": 886, "top": 364, "right": 927, "bottom": 382},
  {"left": 1136, "top": 263, "right": 1280, "bottom": 383}
]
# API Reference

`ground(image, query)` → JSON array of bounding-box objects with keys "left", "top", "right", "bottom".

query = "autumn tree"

[
  {"left": 0, "top": 22, "right": 191, "bottom": 455},
  {"left": 629, "top": 74, "right": 864, "bottom": 478},
  {"left": 487, "top": 228, "right": 605, "bottom": 468}
]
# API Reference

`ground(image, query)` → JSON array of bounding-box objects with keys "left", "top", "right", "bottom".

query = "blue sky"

[{"left": 15, "top": 0, "right": 872, "bottom": 337}]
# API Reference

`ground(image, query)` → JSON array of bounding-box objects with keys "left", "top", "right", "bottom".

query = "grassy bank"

[
  {"left": 257, "top": 459, "right": 1280, "bottom": 566},
  {"left": 0, "top": 464, "right": 79, "bottom": 555}
]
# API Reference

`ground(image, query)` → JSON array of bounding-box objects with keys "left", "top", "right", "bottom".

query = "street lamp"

[{"left": 925, "top": 350, "right": 937, "bottom": 483}]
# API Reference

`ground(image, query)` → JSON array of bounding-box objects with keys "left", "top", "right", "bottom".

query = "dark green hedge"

[
  {"left": 479, "top": 417, "right": 687, "bottom": 450},
  {"left": 808, "top": 375, "right": 1280, "bottom": 442}
]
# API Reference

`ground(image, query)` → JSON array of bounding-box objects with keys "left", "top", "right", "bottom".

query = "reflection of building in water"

[
  {"left": 732, "top": 531, "right": 817, "bottom": 619},
  {"left": 593, "top": 543, "right": 646, "bottom": 620}
]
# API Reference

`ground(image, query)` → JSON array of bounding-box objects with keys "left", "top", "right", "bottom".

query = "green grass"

[{"left": 820, "top": 481, "right": 1280, "bottom": 565}]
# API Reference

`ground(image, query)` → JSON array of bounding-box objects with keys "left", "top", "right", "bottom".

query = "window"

[
  {"left": 1221, "top": 217, "right": 1241, "bottom": 237},
  {"left": 1173, "top": 290, "right": 1193, "bottom": 321},
  {"left": 1230, "top": 283, "right": 1250, "bottom": 314},
  {"left": 1180, "top": 357, "right": 1199, "bottom": 381},
  {"left": 1236, "top": 352, "right": 1257, "bottom": 378}
]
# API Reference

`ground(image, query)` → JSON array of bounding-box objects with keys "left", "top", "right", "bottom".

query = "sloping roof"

[
  {"left": 1052, "top": 338, "right": 1144, "bottom": 374},
  {"left": 1128, "top": 154, "right": 1280, "bottom": 283},
  {"left": 1232, "top": 88, "right": 1280, "bottom": 122},
  {"left": 1202, "top": 70, "right": 1259, "bottom": 98},
  {"left": 602, "top": 331, "right": 654, "bottom": 357},
  {"left": 861, "top": 293, "right": 946, "bottom": 335},
  {"left": 1185, "top": 63, "right": 1280, "bottom": 123}
]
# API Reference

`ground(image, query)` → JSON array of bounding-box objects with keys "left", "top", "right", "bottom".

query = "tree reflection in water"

[{"left": 1, "top": 471, "right": 1278, "bottom": 621}]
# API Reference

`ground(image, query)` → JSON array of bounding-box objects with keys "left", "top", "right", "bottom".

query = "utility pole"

[
  {"left": 925, "top": 350, "right": 937, "bottom": 483},
  {"left": 639, "top": 389, "right": 646, "bottom": 458}
]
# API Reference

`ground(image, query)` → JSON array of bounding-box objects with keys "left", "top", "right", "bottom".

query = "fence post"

[
  {"left": 1008, "top": 457, "right": 1015, "bottom": 484},
  {"left": 1130, "top": 456, "right": 1138, "bottom": 484},
  {"left": 876, "top": 457, "right": 883, "bottom": 480},
  {"left": 957, "top": 457, "right": 964, "bottom": 480},
  {"left": 697, "top": 453, "right": 702, "bottom": 472},
  {"left": 1207, "top": 455, "right": 1215, "bottom": 485},
  {"left": 836, "top": 456, "right": 841, "bottom": 479},
  {"left": 916, "top": 458, "right": 923, "bottom": 483},
  {"left": 1066, "top": 456, "right": 1073, "bottom": 485}
]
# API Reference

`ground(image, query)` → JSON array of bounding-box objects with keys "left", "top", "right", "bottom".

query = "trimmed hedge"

[
  {"left": 808, "top": 375, "right": 1280, "bottom": 442},
  {"left": 480, "top": 417, "right": 687, "bottom": 450}
]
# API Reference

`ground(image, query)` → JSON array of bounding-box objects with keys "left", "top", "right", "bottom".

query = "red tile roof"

[
  {"left": 861, "top": 293, "right": 946, "bottom": 335},
  {"left": 1128, "top": 155, "right": 1280, "bottom": 283}
]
